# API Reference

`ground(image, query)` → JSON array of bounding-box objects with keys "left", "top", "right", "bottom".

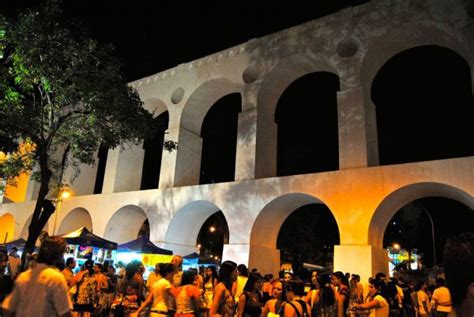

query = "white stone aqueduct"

[{"left": 1, "top": 0, "right": 473, "bottom": 283}]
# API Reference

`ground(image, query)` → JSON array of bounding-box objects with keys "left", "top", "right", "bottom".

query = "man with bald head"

[{"left": 171, "top": 255, "right": 183, "bottom": 286}]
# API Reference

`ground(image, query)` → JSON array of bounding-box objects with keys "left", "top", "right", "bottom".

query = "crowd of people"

[{"left": 0, "top": 232, "right": 472, "bottom": 317}]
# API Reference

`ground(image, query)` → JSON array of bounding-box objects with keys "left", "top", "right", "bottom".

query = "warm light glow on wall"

[
  {"left": 4, "top": 172, "right": 29, "bottom": 202},
  {"left": 0, "top": 213, "right": 15, "bottom": 243}
]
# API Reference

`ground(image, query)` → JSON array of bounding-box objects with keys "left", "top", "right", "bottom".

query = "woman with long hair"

[
  {"left": 171, "top": 269, "right": 203, "bottom": 317},
  {"left": 237, "top": 272, "right": 264, "bottom": 317},
  {"left": 203, "top": 266, "right": 219, "bottom": 309},
  {"left": 305, "top": 270, "right": 320, "bottom": 317},
  {"left": 261, "top": 280, "right": 286, "bottom": 317},
  {"left": 119, "top": 260, "right": 146, "bottom": 316},
  {"left": 331, "top": 272, "right": 350, "bottom": 317},
  {"left": 210, "top": 260, "right": 237, "bottom": 317},
  {"left": 74, "top": 259, "right": 98, "bottom": 317},
  {"left": 318, "top": 274, "right": 336, "bottom": 317}
]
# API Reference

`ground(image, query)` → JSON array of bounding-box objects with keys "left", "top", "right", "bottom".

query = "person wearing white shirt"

[{"left": 353, "top": 279, "right": 389, "bottom": 317}]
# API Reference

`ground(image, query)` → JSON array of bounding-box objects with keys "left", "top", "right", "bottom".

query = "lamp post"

[
  {"left": 52, "top": 185, "right": 71, "bottom": 235},
  {"left": 423, "top": 210, "right": 436, "bottom": 267}
]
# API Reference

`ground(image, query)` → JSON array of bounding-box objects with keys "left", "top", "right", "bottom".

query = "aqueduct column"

[
  {"left": 337, "top": 85, "right": 379, "bottom": 169},
  {"left": 159, "top": 126, "right": 202, "bottom": 187},
  {"left": 102, "top": 144, "right": 145, "bottom": 193},
  {"left": 234, "top": 83, "right": 259, "bottom": 180}
]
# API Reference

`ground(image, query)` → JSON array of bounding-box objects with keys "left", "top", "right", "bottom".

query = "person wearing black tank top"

[{"left": 284, "top": 279, "right": 312, "bottom": 317}]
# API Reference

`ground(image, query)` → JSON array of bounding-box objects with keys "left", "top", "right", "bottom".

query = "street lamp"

[
  {"left": 52, "top": 184, "right": 72, "bottom": 235},
  {"left": 423, "top": 210, "right": 436, "bottom": 266},
  {"left": 209, "top": 226, "right": 216, "bottom": 233},
  {"left": 393, "top": 243, "right": 401, "bottom": 251}
]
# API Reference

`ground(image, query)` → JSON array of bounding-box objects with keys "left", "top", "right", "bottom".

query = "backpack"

[{"left": 287, "top": 299, "right": 309, "bottom": 317}]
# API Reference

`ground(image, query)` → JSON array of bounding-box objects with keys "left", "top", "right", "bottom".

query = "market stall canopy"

[
  {"left": 57, "top": 226, "right": 117, "bottom": 250},
  {"left": 183, "top": 252, "right": 199, "bottom": 259},
  {"left": 117, "top": 236, "right": 172, "bottom": 255},
  {"left": 0, "top": 238, "right": 26, "bottom": 250}
]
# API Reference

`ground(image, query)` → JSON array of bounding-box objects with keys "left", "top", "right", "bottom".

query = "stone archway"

[
  {"left": 0, "top": 213, "right": 15, "bottom": 243},
  {"left": 359, "top": 23, "right": 472, "bottom": 166},
  {"left": 275, "top": 71, "right": 340, "bottom": 176},
  {"left": 143, "top": 98, "right": 168, "bottom": 119},
  {"left": 173, "top": 79, "right": 241, "bottom": 186},
  {"left": 57, "top": 207, "right": 93, "bottom": 235},
  {"left": 369, "top": 182, "right": 474, "bottom": 249},
  {"left": 249, "top": 193, "right": 339, "bottom": 274},
  {"left": 371, "top": 45, "right": 473, "bottom": 165},
  {"left": 164, "top": 200, "right": 227, "bottom": 256},
  {"left": 103, "top": 205, "right": 148, "bottom": 244},
  {"left": 256, "top": 54, "right": 338, "bottom": 178}
]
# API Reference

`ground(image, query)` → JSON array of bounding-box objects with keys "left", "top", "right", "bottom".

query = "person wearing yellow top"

[{"left": 431, "top": 278, "right": 452, "bottom": 317}]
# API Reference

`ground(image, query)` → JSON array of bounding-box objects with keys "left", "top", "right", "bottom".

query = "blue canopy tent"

[
  {"left": 117, "top": 236, "right": 173, "bottom": 255},
  {"left": 183, "top": 252, "right": 200, "bottom": 269},
  {"left": 57, "top": 226, "right": 118, "bottom": 250}
]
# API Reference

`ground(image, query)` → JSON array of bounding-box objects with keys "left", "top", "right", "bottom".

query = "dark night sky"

[{"left": 2, "top": 0, "right": 368, "bottom": 81}]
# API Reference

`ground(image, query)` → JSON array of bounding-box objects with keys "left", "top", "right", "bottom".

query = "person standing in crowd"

[
  {"left": 353, "top": 279, "right": 389, "bottom": 317},
  {"left": 416, "top": 282, "right": 430, "bottom": 317},
  {"left": 283, "top": 271, "right": 294, "bottom": 284},
  {"left": 116, "top": 261, "right": 126, "bottom": 290},
  {"left": 0, "top": 251, "right": 13, "bottom": 312},
  {"left": 443, "top": 232, "right": 474, "bottom": 317},
  {"left": 203, "top": 266, "right": 218, "bottom": 310},
  {"left": 170, "top": 269, "right": 203, "bottom": 317},
  {"left": 262, "top": 274, "right": 274, "bottom": 303},
  {"left": 349, "top": 275, "right": 363, "bottom": 306},
  {"left": 120, "top": 260, "right": 146, "bottom": 315},
  {"left": 172, "top": 255, "right": 184, "bottom": 287},
  {"left": 132, "top": 262, "right": 175, "bottom": 317},
  {"left": 74, "top": 259, "right": 98, "bottom": 317},
  {"left": 94, "top": 263, "right": 109, "bottom": 316},
  {"left": 6, "top": 248, "right": 20, "bottom": 280},
  {"left": 234, "top": 264, "right": 249, "bottom": 302},
  {"left": 1, "top": 237, "right": 73, "bottom": 317},
  {"left": 237, "top": 272, "right": 264, "bottom": 317},
  {"left": 332, "top": 272, "right": 350, "bottom": 317},
  {"left": 194, "top": 267, "right": 204, "bottom": 290},
  {"left": 26, "top": 253, "right": 38, "bottom": 269},
  {"left": 317, "top": 274, "right": 337, "bottom": 317},
  {"left": 147, "top": 263, "right": 162, "bottom": 294},
  {"left": 261, "top": 280, "right": 286, "bottom": 317},
  {"left": 102, "top": 265, "right": 117, "bottom": 317},
  {"left": 431, "top": 278, "right": 452, "bottom": 317},
  {"left": 284, "top": 279, "right": 312, "bottom": 317},
  {"left": 62, "top": 257, "right": 77, "bottom": 287},
  {"left": 210, "top": 260, "right": 237, "bottom": 317},
  {"left": 305, "top": 270, "right": 320, "bottom": 317}
]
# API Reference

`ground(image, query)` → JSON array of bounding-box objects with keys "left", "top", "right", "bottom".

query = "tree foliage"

[{"left": 0, "top": 1, "right": 156, "bottom": 264}]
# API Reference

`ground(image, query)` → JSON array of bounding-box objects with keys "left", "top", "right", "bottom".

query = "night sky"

[{"left": 2, "top": 0, "right": 368, "bottom": 81}]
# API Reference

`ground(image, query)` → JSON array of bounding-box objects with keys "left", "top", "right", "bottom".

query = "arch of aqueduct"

[{"left": 1, "top": 0, "right": 473, "bottom": 283}]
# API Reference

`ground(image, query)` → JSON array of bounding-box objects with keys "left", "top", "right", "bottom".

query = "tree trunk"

[{"left": 21, "top": 156, "right": 54, "bottom": 270}]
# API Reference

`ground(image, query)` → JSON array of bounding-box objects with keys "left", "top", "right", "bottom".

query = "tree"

[{"left": 0, "top": 1, "right": 156, "bottom": 266}]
